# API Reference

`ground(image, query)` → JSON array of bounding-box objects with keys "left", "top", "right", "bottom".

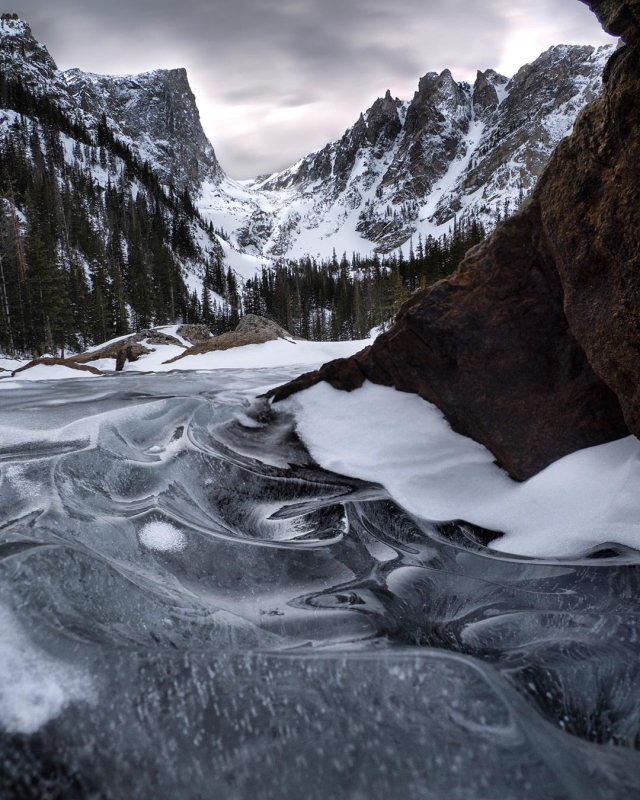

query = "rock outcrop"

[
  {"left": 176, "top": 325, "right": 212, "bottom": 345},
  {"left": 270, "top": 0, "right": 640, "bottom": 481},
  {"left": 584, "top": 0, "right": 640, "bottom": 42},
  {"left": 540, "top": 0, "right": 640, "bottom": 437},
  {"left": 64, "top": 67, "right": 223, "bottom": 190},
  {"left": 166, "top": 316, "right": 293, "bottom": 363}
]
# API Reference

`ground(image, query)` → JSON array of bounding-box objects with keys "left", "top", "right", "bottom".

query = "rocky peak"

[
  {"left": 363, "top": 92, "right": 403, "bottom": 147},
  {"left": 0, "top": 16, "right": 223, "bottom": 192},
  {"left": 381, "top": 69, "right": 471, "bottom": 204},
  {"left": 472, "top": 69, "right": 508, "bottom": 119},
  {"left": 0, "top": 16, "right": 66, "bottom": 101},
  {"left": 429, "top": 43, "right": 613, "bottom": 226},
  {"left": 63, "top": 66, "right": 223, "bottom": 190},
  {"left": 0, "top": 16, "right": 54, "bottom": 73},
  {"left": 406, "top": 69, "right": 469, "bottom": 133},
  {"left": 504, "top": 44, "right": 606, "bottom": 117}
]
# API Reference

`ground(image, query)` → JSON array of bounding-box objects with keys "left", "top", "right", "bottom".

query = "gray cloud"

[{"left": 12, "top": 0, "right": 613, "bottom": 178}]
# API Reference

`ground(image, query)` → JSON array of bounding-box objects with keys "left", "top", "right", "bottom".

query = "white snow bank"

[
  {"left": 83, "top": 336, "right": 370, "bottom": 374},
  {"left": 155, "top": 337, "right": 371, "bottom": 373},
  {"left": 283, "top": 381, "right": 640, "bottom": 559},
  {"left": 0, "top": 357, "right": 25, "bottom": 372},
  {"left": 0, "top": 336, "right": 373, "bottom": 383},
  {"left": 3, "top": 364, "right": 105, "bottom": 382},
  {"left": 0, "top": 605, "right": 94, "bottom": 734}
]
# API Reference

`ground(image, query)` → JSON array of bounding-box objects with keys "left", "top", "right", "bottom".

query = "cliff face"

[
  {"left": 0, "top": 16, "right": 223, "bottom": 193},
  {"left": 270, "top": 0, "right": 640, "bottom": 481},
  {"left": 583, "top": 0, "right": 640, "bottom": 41},
  {"left": 551, "top": 0, "right": 640, "bottom": 433},
  {"left": 63, "top": 68, "right": 223, "bottom": 191}
]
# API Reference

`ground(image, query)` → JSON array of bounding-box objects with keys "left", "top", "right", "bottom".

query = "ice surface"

[
  {"left": 0, "top": 605, "right": 94, "bottom": 735},
  {"left": 0, "top": 369, "right": 639, "bottom": 799}
]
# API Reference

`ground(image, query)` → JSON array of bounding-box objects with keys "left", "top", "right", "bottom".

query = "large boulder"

[
  {"left": 537, "top": 25, "right": 640, "bottom": 440},
  {"left": 269, "top": 0, "right": 640, "bottom": 481},
  {"left": 582, "top": 0, "right": 640, "bottom": 42},
  {"left": 165, "top": 316, "right": 293, "bottom": 364},
  {"left": 270, "top": 203, "right": 628, "bottom": 480},
  {"left": 176, "top": 324, "right": 212, "bottom": 345}
]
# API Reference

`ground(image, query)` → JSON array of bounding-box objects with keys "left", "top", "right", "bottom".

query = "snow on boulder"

[{"left": 165, "top": 315, "right": 293, "bottom": 364}]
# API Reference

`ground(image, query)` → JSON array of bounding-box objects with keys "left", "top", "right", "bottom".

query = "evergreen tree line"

[
  {"left": 238, "top": 218, "right": 486, "bottom": 341},
  {"left": 0, "top": 74, "right": 225, "bottom": 357}
]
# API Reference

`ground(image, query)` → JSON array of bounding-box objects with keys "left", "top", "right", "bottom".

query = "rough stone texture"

[
  {"left": 166, "top": 316, "right": 292, "bottom": 364},
  {"left": 472, "top": 70, "right": 506, "bottom": 121},
  {"left": 176, "top": 325, "right": 212, "bottom": 345},
  {"left": 535, "top": 28, "right": 640, "bottom": 437},
  {"left": 235, "top": 315, "right": 292, "bottom": 339},
  {"left": 582, "top": 0, "right": 640, "bottom": 42},
  {"left": 63, "top": 67, "right": 223, "bottom": 190},
  {"left": 270, "top": 1, "right": 640, "bottom": 481}
]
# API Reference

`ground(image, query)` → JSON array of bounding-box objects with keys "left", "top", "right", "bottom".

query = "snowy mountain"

[
  {"left": 63, "top": 68, "right": 223, "bottom": 191},
  {"left": 0, "top": 15, "right": 230, "bottom": 356},
  {"left": 1, "top": 15, "right": 613, "bottom": 270},
  {"left": 0, "top": 13, "right": 615, "bottom": 327},
  {"left": 0, "top": 17, "right": 223, "bottom": 192},
  {"left": 198, "top": 43, "right": 613, "bottom": 260}
]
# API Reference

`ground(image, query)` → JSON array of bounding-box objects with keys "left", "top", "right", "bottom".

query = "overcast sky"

[{"left": 12, "top": 0, "right": 613, "bottom": 179}]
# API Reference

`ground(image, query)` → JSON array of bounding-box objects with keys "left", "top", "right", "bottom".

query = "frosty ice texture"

[{"left": 0, "top": 369, "right": 638, "bottom": 799}]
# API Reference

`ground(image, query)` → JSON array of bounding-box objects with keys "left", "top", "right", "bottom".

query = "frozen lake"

[{"left": 0, "top": 369, "right": 639, "bottom": 799}]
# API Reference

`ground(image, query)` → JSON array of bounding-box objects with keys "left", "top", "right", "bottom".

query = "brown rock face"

[
  {"left": 165, "top": 316, "right": 293, "bottom": 364},
  {"left": 270, "top": 0, "right": 640, "bottom": 481},
  {"left": 536, "top": 38, "right": 640, "bottom": 439},
  {"left": 582, "top": 0, "right": 640, "bottom": 42}
]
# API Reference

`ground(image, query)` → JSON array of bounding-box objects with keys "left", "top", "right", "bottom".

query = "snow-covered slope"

[{"left": 198, "top": 44, "right": 614, "bottom": 260}]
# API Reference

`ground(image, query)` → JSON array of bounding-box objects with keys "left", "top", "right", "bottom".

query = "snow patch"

[
  {"left": 139, "top": 520, "right": 186, "bottom": 553},
  {"left": 4, "top": 364, "right": 105, "bottom": 382},
  {"left": 0, "top": 605, "right": 94, "bottom": 734},
  {"left": 283, "top": 382, "right": 640, "bottom": 559}
]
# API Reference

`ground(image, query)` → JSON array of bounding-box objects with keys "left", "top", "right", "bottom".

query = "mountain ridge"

[
  {"left": 0, "top": 16, "right": 614, "bottom": 270},
  {"left": 197, "top": 42, "right": 614, "bottom": 264}
]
